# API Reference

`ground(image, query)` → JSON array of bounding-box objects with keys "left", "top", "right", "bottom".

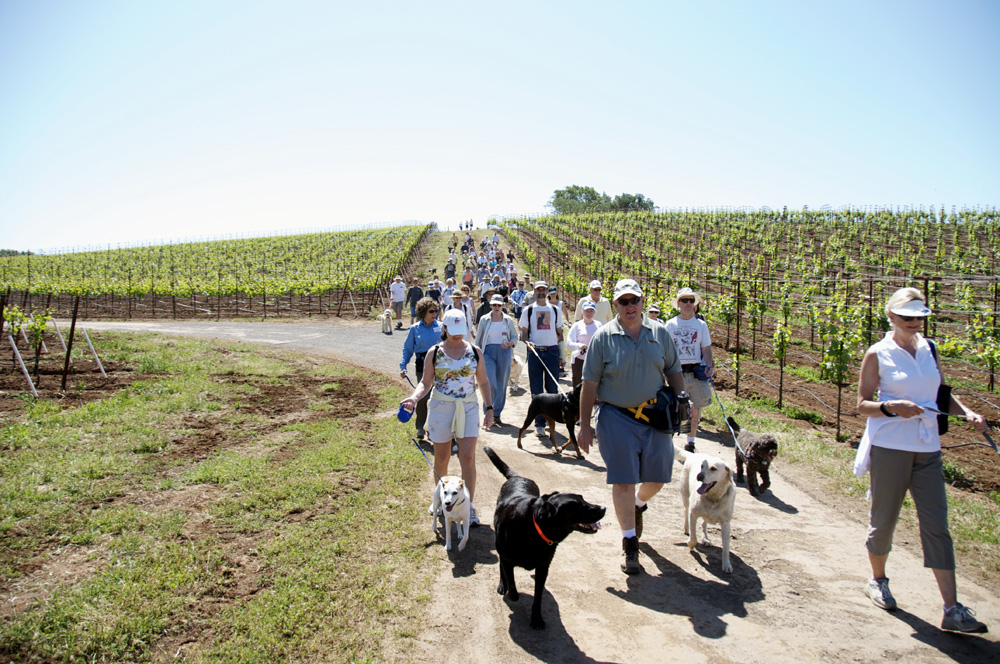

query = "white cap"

[
  {"left": 441, "top": 309, "right": 469, "bottom": 335},
  {"left": 613, "top": 278, "right": 642, "bottom": 301},
  {"left": 490, "top": 294, "right": 504, "bottom": 305},
  {"left": 890, "top": 299, "right": 932, "bottom": 317},
  {"left": 589, "top": 279, "right": 602, "bottom": 290},
  {"left": 533, "top": 280, "right": 548, "bottom": 290}
]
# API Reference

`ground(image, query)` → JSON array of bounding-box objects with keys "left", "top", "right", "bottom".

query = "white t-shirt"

[
  {"left": 390, "top": 281, "right": 407, "bottom": 303},
  {"left": 567, "top": 319, "right": 601, "bottom": 362},
  {"left": 665, "top": 315, "right": 711, "bottom": 365},
  {"left": 519, "top": 302, "right": 562, "bottom": 347}
]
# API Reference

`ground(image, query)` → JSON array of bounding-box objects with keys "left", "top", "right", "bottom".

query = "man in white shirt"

[
  {"left": 574, "top": 280, "right": 614, "bottom": 325},
  {"left": 519, "top": 280, "right": 564, "bottom": 436},
  {"left": 389, "top": 275, "right": 407, "bottom": 330},
  {"left": 664, "top": 288, "right": 714, "bottom": 452}
]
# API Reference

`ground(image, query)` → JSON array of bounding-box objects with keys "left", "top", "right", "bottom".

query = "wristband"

[
  {"left": 485, "top": 406, "right": 494, "bottom": 411},
  {"left": 879, "top": 402, "right": 898, "bottom": 417}
]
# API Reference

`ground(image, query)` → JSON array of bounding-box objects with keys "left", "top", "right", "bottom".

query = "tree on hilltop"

[{"left": 547, "top": 186, "right": 655, "bottom": 214}]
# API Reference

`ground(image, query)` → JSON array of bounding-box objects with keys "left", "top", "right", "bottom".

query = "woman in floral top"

[{"left": 402, "top": 309, "right": 494, "bottom": 526}]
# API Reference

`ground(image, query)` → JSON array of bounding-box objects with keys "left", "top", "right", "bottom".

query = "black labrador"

[
  {"left": 484, "top": 446, "right": 605, "bottom": 629},
  {"left": 516, "top": 382, "right": 583, "bottom": 458}
]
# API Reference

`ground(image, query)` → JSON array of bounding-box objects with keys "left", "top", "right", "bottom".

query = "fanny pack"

[
  {"left": 616, "top": 386, "right": 690, "bottom": 433},
  {"left": 683, "top": 364, "right": 710, "bottom": 381}
]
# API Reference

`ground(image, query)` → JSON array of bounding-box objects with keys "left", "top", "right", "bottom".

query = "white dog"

[
  {"left": 509, "top": 355, "right": 525, "bottom": 393},
  {"left": 378, "top": 309, "right": 394, "bottom": 334},
  {"left": 430, "top": 475, "right": 471, "bottom": 552},
  {"left": 676, "top": 446, "right": 737, "bottom": 573}
]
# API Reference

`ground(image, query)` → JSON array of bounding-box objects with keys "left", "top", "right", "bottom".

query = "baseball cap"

[
  {"left": 534, "top": 280, "right": 548, "bottom": 290},
  {"left": 890, "top": 299, "right": 932, "bottom": 317},
  {"left": 613, "top": 279, "right": 642, "bottom": 301},
  {"left": 647, "top": 303, "right": 660, "bottom": 313},
  {"left": 589, "top": 280, "right": 602, "bottom": 290},
  {"left": 548, "top": 285, "right": 558, "bottom": 294},
  {"left": 582, "top": 300, "right": 597, "bottom": 311},
  {"left": 490, "top": 294, "right": 504, "bottom": 305},
  {"left": 441, "top": 309, "right": 468, "bottom": 335}
]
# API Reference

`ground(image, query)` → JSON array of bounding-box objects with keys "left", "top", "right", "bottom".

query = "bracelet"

[
  {"left": 485, "top": 406, "right": 494, "bottom": 411},
  {"left": 879, "top": 402, "right": 898, "bottom": 417}
]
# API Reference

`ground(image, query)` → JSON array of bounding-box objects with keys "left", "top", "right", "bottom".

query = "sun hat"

[
  {"left": 886, "top": 288, "right": 932, "bottom": 318},
  {"left": 441, "top": 309, "right": 468, "bottom": 335},
  {"left": 647, "top": 303, "right": 661, "bottom": 313},
  {"left": 394, "top": 275, "right": 402, "bottom": 281},
  {"left": 450, "top": 290, "right": 464, "bottom": 299},
  {"left": 613, "top": 278, "right": 642, "bottom": 301},
  {"left": 589, "top": 279, "right": 602, "bottom": 290},
  {"left": 674, "top": 287, "right": 703, "bottom": 308},
  {"left": 490, "top": 294, "right": 504, "bottom": 305},
  {"left": 582, "top": 300, "right": 597, "bottom": 311}
]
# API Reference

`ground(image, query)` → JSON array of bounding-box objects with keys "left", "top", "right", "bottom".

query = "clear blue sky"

[{"left": 2, "top": 0, "right": 998, "bottom": 252}]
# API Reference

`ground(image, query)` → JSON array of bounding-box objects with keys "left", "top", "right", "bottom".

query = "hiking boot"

[
  {"left": 635, "top": 503, "right": 648, "bottom": 540},
  {"left": 621, "top": 536, "right": 641, "bottom": 574},
  {"left": 865, "top": 577, "right": 897, "bottom": 611},
  {"left": 941, "top": 603, "right": 988, "bottom": 633},
  {"left": 469, "top": 506, "right": 481, "bottom": 528},
  {"left": 684, "top": 440, "right": 696, "bottom": 453}
]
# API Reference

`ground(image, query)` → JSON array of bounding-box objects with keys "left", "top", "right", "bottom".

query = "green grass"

[{"left": 0, "top": 332, "right": 430, "bottom": 663}]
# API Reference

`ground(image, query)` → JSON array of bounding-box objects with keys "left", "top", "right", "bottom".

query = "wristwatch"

[{"left": 485, "top": 406, "right": 494, "bottom": 411}]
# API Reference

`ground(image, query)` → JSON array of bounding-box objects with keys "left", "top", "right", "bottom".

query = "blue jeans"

[
  {"left": 483, "top": 344, "right": 513, "bottom": 419},
  {"left": 527, "top": 345, "right": 560, "bottom": 427}
]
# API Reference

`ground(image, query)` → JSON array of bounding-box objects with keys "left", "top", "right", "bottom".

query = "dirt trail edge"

[{"left": 82, "top": 320, "right": 998, "bottom": 663}]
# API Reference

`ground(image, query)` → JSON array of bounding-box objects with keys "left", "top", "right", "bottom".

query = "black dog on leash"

[
  {"left": 516, "top": 382, "right": 583, "bottom": 458},
  {"left": 485, "top": 446, "right": 605, "bottom": 629}
]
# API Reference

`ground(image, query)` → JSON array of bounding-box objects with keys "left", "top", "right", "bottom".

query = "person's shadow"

[
  {"left": 607, "top": 540, "right": 764, "bottom": 638},
  {"left": 889, "top": 607, "right": 997, "bottom": 663}
]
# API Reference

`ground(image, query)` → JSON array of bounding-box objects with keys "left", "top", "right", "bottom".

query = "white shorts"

[{"left": 426, "top": 398, "right": 480, "bottom": 442}]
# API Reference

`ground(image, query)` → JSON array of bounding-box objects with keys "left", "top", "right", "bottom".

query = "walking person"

[
  {"left": 518, "top": 280, "right": 564, "bottom": 437},
  {"left": 405, "top": 277, "right": 423, "bottom": 327},
  {"left": 547, "top": 285, "right": 569, "bottom": 376},
  {"left": 401, "top": 309, "right": 494, "bottom": 527},
  {"left": 567, "top": 300, "right": 602, "bottom": 387},
  {"left": 574, "top": 279, "right": 615, "bottom": 325},
  {"left": 577, "top": 279, "right": 686, "bottom": 574},
  {"left": 475, "top": 294, "right": 519, "bottom": 427},
  {"left": 389, "top": 275, "right": 407, "bottom": 330},
  {"left": 646, "top": 303, "right": 662, "bottom": 323},
  {"left": 399, "top": 297, "right": 443, "bottom": 442},
  {"left": 444, "top": 290, "right": 476, "bottom": 340},
  {"left": 855, "top": 287, "right": 989, "bottom": 633},
  {"left": 664, "top": 288, "right": 714, "bottom": 452}
]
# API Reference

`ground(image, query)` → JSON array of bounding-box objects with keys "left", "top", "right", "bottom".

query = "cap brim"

[{"left": 890, "top": 302, "right": 932, "bottom": 317}]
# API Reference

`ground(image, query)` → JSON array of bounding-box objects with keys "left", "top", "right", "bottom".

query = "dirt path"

[{"left": 81, "top": 320, "right": 999, "bottom": 662}]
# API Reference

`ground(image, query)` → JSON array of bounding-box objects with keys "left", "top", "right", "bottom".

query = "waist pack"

[
  {"left": 616, "top": 387, "right": 690, "bottom": 434},
  {"left": 687, "top": 364, "right": 710, "bottom": 381}
]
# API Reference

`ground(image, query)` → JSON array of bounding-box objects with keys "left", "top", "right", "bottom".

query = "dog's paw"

[
  {"left": 722, "top": 558, "right": 733, "bottom": 574},
  {"left": 530, "top": 614, "right": 546, "bottom": 630},
  {"left": 687, "top": 537, "right": 698, "bottom": 550}
]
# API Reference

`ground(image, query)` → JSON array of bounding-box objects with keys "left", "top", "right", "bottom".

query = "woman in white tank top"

[{"left": 856, "top": 288, "right": 988, "bottom": 633}]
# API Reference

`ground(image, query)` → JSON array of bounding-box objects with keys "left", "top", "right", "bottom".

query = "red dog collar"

[{"left": 533, "top": 513, "right": 555, "bottom": 545}]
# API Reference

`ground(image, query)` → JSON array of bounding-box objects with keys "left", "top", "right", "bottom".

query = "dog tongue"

[
  {"left": 445, "top": 505, "right": 453, "bottom": 512},
  {"left": 697, "top": 482, "right": 713, "bottom": 495}
]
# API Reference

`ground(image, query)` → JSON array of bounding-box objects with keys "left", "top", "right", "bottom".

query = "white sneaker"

[
  {"left": 535, "top": 426, "right": 546, "bottom": 437},
  {"left": 941, "top": 603, "right": 988, "bottom": 633},
  {"left": 865, "top": 577, "right": 896, "bottom": 611},
  {"left": 469, "top": 506, "right": 481, "bottom": 527}
]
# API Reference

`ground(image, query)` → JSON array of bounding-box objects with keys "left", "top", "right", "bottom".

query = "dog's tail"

[
  {"left": 727, "top": 416, "right": 741, "bottom": 433},
  {"left": 484, "top": 446, "right": 518, "bottom": 480},
  {"left": 673, "top": 441, "right": 690, "bottom": 465}
]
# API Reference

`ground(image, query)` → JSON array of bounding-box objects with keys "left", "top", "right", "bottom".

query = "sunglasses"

[
  {"left": 678, "top": 298, "right": 696, "bottom": 304},
  {"left": 491, "top": 303, "right": 502, "bottom": 307},
  {"left": 428, "top": 309, "right": 439, "bottom": 313},
  {"left": 895, "top": 314, "right": 922, "bottom": 322},
  {"left": 617, "top": 296, "right": 641, "bottom": 307}
]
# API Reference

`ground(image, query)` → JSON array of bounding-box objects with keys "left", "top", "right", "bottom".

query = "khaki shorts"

[
  {"left": 681, "top": 373, "right": 712, "bottom": 409},
  {"left": 426, "top": 398, "right": 480, "bottom": 443},
  {"left": 391, "top": 301, "right": 404, "bottom": 315}
]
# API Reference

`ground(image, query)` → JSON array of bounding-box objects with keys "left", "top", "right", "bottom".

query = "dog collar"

[{"left": 533, "top": 514, "right": 555, "bottom": 545}]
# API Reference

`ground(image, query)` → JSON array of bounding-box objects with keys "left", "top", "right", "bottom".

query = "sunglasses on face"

[
  {"left": 428, "top": 309, "right": 439, "bottom": 313},
  {"left": 617, "top": 297, "right": 641, "bottom": 307},
  {"left": 679, "top": 298, "right": 696, "bottom": 304},
  {"left": 491, "top": 304, "right": 502, "bottom": 307},
  {"left": 895, "top": 314, "right": 920, "bottom": 322}
]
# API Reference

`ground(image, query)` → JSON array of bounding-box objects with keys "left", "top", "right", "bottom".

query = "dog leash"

[
  {"left": 411, "top": 437, "right": 446, "bottom": 484},
  {"left": 916, "top": 406, "right": 999, "bottom": 455},
  {"left": 709, "top": 377, "right": 747, "bottom": 458},
  {"left": 525, "top": 342, "right": 569, "bottom": 396}
]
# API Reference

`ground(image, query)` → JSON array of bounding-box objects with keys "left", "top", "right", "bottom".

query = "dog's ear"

[
  {"left": 457, "top": 479, "right": 465, "bottom": 488},
  {"left": 535, "top": 493, "right": 559, "bottom": 520}
]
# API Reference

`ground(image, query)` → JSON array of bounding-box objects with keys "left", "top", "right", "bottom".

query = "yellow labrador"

[{"left": 677, "top": 446, "right": 736, "bottom": 573}]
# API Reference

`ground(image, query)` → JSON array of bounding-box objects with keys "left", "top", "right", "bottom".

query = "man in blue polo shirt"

[{"left": 578, "top": 278, "right": 686, "bottom": 575}]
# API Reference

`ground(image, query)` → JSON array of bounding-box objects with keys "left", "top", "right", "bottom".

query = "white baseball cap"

[
  {"left": 613, "top": 278, "right": 642, "bottom": 301},
  {"left": 441, "top": 309, "right": 468, "bottom": 335},
  {"left": 589, "top": 279, "right": 602, "bottom": 290},
  {"left": 533, "top": 280, "right": 548, "bottom": 290}
]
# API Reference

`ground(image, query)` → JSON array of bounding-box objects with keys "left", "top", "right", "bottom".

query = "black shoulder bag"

[{"left": 927, "top": 339, "right": 950, "bottom": 435}]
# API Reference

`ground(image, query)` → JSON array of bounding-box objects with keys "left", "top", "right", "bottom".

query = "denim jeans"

[
  {"left": 483, "top": 343, "right": 513, "bottom": 419},
  {"left": 527, "top": 345, "right": 560, "bottom": 427}
]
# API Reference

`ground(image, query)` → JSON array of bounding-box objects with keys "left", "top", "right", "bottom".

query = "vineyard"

[
  {"left": 0, "top": 225, "right": 432, "bottom": 320},
  {"left": 495, "top": 207, "right": 1000, "bottom": 491}
]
